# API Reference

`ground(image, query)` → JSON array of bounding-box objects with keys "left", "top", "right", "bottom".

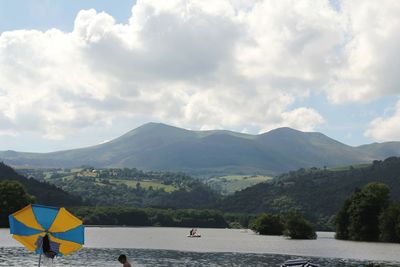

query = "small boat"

[
  {"left": 188, "top": 228, "right": 201, "bottom": 238},
  {"left": 280, "top": 259, "right": 320, "bottom": 267},
  {"left": 187, "top": 234, "right": 201, "bottom": 238}
]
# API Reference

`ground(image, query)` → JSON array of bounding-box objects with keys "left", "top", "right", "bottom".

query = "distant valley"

[{"left": 1, "top": 122, "right": 400, "bottom": 177}]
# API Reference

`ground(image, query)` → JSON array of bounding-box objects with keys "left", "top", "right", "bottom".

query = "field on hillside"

[
  {"left": 15, "top": 167, "right": 218, "bottom": 208},
  {"left": 17, "top": 168, "right": 180, "bottom": 192},
  {"left": 110, "top": 179, "right": 177, "bottom": 192},
  {"left": 206, "top": 175, "right": 272, "bottom": 195}
]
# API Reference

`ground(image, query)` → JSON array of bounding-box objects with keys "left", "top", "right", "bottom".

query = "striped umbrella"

[{"left": 9, "top": 204, "right": 84, "bottom": 263}]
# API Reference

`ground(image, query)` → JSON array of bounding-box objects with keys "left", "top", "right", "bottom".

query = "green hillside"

[
  {"left": 18, "top": 167, "right": 219, "bottom": 208},
  {"left": 0, "top": 162, "right": 82, "bottom": 207},
  {"left": 221, "top": 157, "right": 400, "bottom": 229},
  {"left": 110, "top": 179, "right": 177, "bottom": 192},
  {"left": 2, "top": 123, "right": 400, "bottom": 177},
  {"left": 206, "top": 175, "right": 272, "bottom": 195}
]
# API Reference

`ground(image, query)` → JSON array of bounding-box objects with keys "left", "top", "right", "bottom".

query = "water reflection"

[{"left": 0, "top": 247, "right": 398, "bottom": 267}]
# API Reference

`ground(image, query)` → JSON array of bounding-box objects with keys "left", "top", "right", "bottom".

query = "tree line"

[
  {"left": 250, "top": 212, "right": 316, "bottom": 239},
  {"left": 70, "top": 207, "right": 231, "bottom": 228},
  {"left": 335, "top": 182, "right": 400, "bottom": 243},
  {"left": 0, "top": 179, "right": 250, "bottom": 228}
]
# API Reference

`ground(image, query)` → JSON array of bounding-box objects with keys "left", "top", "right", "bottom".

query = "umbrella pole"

[{"left": 38, "top": 253, "right": 41, "bottom": 267}]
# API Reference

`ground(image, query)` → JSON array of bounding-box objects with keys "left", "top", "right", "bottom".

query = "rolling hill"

[
  {"left": 16, "top": 167, "right": 219, "bottom": 209},
  {"left": 0, "top": 162, "right": 82, "bottom": 206},
  {"left": 206, "top": 175, "right": 272, "bottom": 195},
  {"left": 220, "top": 157, "right": 400, "bottom": 229},
  {"left": 1, "top": 123, "right": 400, "bottom": 176}
]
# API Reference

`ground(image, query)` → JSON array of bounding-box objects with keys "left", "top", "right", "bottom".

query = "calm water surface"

[{"left": 0, "top": 227, "right": 399, "bottom": 266}]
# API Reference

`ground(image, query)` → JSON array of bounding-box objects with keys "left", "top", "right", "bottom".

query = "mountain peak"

[
  {"left": 115, "top": 122, "right": 192, "bottom": 142},
  {"left": 138, "top": 122, "right": 174, "bottom": 129},
  {"left": 267, "top": 127, "right": 302, "bottom": 133},
  {"left": 260, "top": 127, "right": 305, "bottom": 137},
  {"left": 126, "top": 122, "right": 185, "bottom": 134},
  {"left": 263, "top": 127, "right": 333, "bottom": 139}
]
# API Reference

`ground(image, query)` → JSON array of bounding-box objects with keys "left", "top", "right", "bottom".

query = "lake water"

[{"left": 1, "top": 227, "right": 400, "bottom": 266}]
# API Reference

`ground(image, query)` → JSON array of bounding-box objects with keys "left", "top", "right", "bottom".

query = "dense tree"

[
  {"left": 224, "top": 213, "right": 254, "bottom": 228},
  {"left": 284, "top": 212, "right": 316, "bottom": 239},
  {"left": 348, "top": 183, "right": 389, "bottom": 241},
  {"left": 0, "top": 181, "right": 34, "bottom": 227},
  {"left": 335, "top": 183, "right": 390, "bottom": 242},
  {"left": 379, "top": 203, "right": 400, "bottom": 243},
  {"left": 249, "top": 212, "right": 316, "bottom": 239},
  {"left": 154, "top": 185, "right": 220, "bottom": 209},
  {"left": 250, "top": 213, "right": 284, "bottom": 235},
  {"left": 335, "top": 199, "right": 351, "bottom": 240},
  {"left": 71, "top": 207, "right": 229, "bottom": 228}
]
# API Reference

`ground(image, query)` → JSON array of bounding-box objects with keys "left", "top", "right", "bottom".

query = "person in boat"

[
  {"left": 189, "top": 228, "right": 194, "bottom": 236},
  {"left": 118, "top": 254, "right": 132, "bottom": 267}
]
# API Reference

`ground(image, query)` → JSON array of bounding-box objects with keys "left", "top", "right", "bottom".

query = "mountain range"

[{"left": 1, "top": 122, "right": 400, "bottom": 176}]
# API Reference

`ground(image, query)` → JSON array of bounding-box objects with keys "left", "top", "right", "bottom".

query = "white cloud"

[
  {"left": 275, "top": 107, "right": 325, "bottom": 132},
  {"left": 0, "top": 0, "right": 398, "bottom": 141},
  {"left": 365, "top": 101, "right": 400, "bottom": 141},
  {"left": 327, "top": 0, "right": 400, "bottom": 103}
]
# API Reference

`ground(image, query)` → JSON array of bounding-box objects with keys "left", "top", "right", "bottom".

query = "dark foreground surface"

[{"left": 0, "top": 247, "right": 398, "bottom": 267}]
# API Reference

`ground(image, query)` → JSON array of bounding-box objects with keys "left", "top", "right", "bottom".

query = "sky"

[{"left": 0, "top": 0, "right": 399, "bottom": 152}]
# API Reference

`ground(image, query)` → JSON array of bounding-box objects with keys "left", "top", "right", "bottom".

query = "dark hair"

[
  {"left": 42, "top": 234, "right": 51, "bottom": 253},
  {"left": 118, "top": 254, "right": 127, "bottom": 262}
]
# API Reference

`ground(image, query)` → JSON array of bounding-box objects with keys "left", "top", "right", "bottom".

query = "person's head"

[{"left": 118, "top": 254, "right": 127, "bottom": 264}]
